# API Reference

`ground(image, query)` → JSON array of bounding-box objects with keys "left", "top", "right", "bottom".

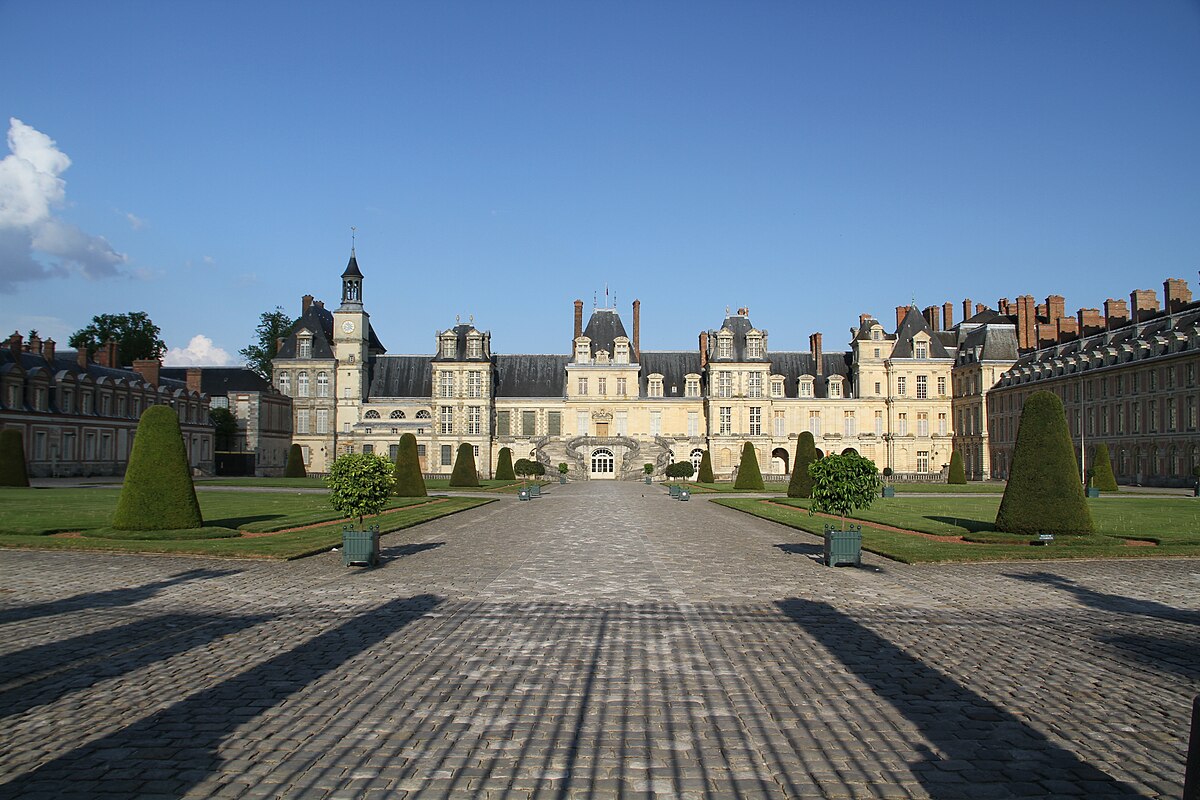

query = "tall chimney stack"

[
  {"left": 942, "top": 302, "right": 954, "bottom": 331},
  {"left": 962, "top": 299, "right": 972, "bottom": 322},
  {"left": 133, "top": 359, "right": 160, "bottom": 387},
  {"left": 28, "top": 332, "right": 41, "bottom": 355},
  {"left": 810, "top": 332, "right": 824, "bottom": 376},
  {"left": 302, "top": 294, "right": 313, "bottom": 316},
  {"left": 1046, "top": 295, "right": 1066, "bottom": 326},
  {"left": 895, "top": 305, "right": 908, "bottom": 330},
  {"left": 186, "top": 368, "right": 203, "bottom": 395},
  {"left": 573, "top": 299, "right": 584, "bottom": 352},
  {"left": 923, "top": 306, "right": 940, "bottom": 332},
  {"left": 698, "top": 331, "right": 709, "bottom": 368},
  {"left": 1163, "top": 278, "right": 1192, "bottom": 313},
  {"left": 1016, "top": 295, "right": 1036, "bottom": 350},
  {"left": 6, "top": 331, "right": 21, "bottom": 353},
  {"left": 1077, "top": 308, "right": 1103, "bottom": 338},
  {"left": 1104, "top": 298, "right": 1129, "bottom": 330},
  {"left": 632, "top": 299, "right": 641, "bottom": 361},
  {"left": 1129, "top": 289, "right": 1159, "bottom": 323},
  {"left": 42, "top": 338, "right": 55, "bottom": 364}
]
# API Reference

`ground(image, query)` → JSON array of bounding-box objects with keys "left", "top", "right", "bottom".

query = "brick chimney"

[
  {"left": 1016, "top": 295, "right": 1036, "bottom": 350},
  {"left": 573, "top": 299, "right": 584, "bottom": 344},
  {"left": 77, "top": 347, "right": 89, "bottom": 369},
  {"left": 96, "top": 339, "right": 118, "bottom": 367},
  {"left": 895, "top": 305, "right": 908, "bottom": 330},
  {"left": 859, "top": 313, "right": 871, "bottom": 329},
  {"left": 1045, "top": 295, "right": 1066, "bottom": 327},
  {"left": 632, "top": 299, "right": 641, "bottom": 360},
  {"left": 42, "top": 338, "right": 55, "bottom": 364},
  {"left": 133, "top": 359, "right": 160, "bottom": 387},
  {"left": 810, "top": 332, "right": 824, "bottom": 376},
  {"left": 1077, "top": 308, "right": 1103, "bottom": 338},
  {"left": 28, "top": 332, "right": 41, "bottom": 354},
  {"left": 942, "top": 302, "right": 954, "bottom": 331},
  {"left": 962, "top": 298, "right": 972, "bottom": 322},
  {"left": 997, "top": 298, "right": 1011, "bottom": 315},
  {"left": 1104, "top": 298, "right": 1129, "bottom": 329},
  {"left": 698, "top": 331, "right": 709, "bottom": 368},
  {"left": 1163, "top": 278, "right": 1192, "bottom": 313},
  {"left": 1056, "top": 316, "right": 1079, "bottom": 342},
  {"left": 1036, "top": 302, "right": 1047, "bottom": 318},
  {"left": 6, "top": 331, "right": 21, "bottom": 353},
  {"left": 1129, "top": 289, "right": 1159, "bottom": 323},
  {"left": 186, "top": 368, "right": 203, "bottom": 394},
  {"left": 974, "top": 303, "right": 985, "bottom": 316},
  {"left": 923, "top": 306, "right": 940, "bottom": 332},
  {"left": 302, "top": 294, "right": 313, "bottom": 316},
  {"left": 1036, "top": 322, "right": 1058, "bottom": 349}
]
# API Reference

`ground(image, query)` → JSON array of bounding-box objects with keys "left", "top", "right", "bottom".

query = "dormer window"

[
  {"left": 770, "top": 378, "right": 784, "bottom": 398},
  {"left": 298, "top": 334, "right": 312, "bottom": 359},
  {"left": 441, "top": 335, "right": 457, "bottom": 358},
  {"left": 915, "top": 340, "right": 928, "bottom": 359},
  {"left": 596, "top": 350, "right": 610, "bottom": 364},
  {"left": 799, "top": 378, "right": 814, "bottom": 398},
  {"left": 467, "top": 336, "right": 482, "bottom": 359},
  {"left": 872, "top": 328, "right": 882, "bottom": 341},
  {"left": 828, "top": 379, "right": 843, "bottom": 399},
  {"left": 746, "top": 334, "right": 763, "bottom": 360},
  {"left": 717, "top": 334, "right": 733, "bottom": 359},
  {"left": 614, "top": 340, "right": 629, "bottom": 364},
  {"left": 575, "top": 339, "right": 591, "bottom": 364},
  {"left": 648, "top": 375, "right": 664, "bottom": 397},
  {"left": 685, "top": 376, "right": 700, "bottom": 397}
]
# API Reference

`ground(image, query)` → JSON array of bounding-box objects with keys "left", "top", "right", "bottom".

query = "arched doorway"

[
  {"left": 591, "top": 448, "right": 615, "bottom": 479},
  {"left": 771, "top": 447, "right": 790, "bottom": 474}
]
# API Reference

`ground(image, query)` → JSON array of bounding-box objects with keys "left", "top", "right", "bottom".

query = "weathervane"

[{"left": 351, "top": 226, "right": 357, "bottom": 255}]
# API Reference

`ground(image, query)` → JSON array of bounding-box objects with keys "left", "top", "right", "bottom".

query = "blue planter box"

[
  {"left": 668, "top": 484, "right": 681, "bottom": 497},
  {"left": 342, "top": 525, "right": 380, "bottom": 567},
  {"left": 645, "top": 476, "right": 652, "bottom": 485},
  {"left": 518, "top": 489, "right": 530, "bottom": 501},
  {"left": 679, "top": 490, "right": 690, "bottom": 501},
  {"left": 882, "top": 486, "right": 895, "bottom": 498},
  {"left": 824, "top": 524, "right": 862, "bottom": 567},
  {"left": 529, "top": 483, "right": 541, "bottom": 497}
]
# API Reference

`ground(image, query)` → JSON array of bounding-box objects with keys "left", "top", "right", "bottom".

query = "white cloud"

[
  {"left": 123, "top": 211, "right": 145, "bottom": 230},
  {"left": 0, "top": 117, "right": 127, "bottom": 291},
  {"left": 164, "top": 334, "right": 234, "bottom": 366}
]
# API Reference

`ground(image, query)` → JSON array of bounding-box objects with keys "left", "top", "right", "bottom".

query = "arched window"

[
  {"left": 415, "top": 409, "right": 431, "bottom": 420},
  {"left": 316, "top": 372, "right": 329, "bottom": 397},
  {"left": 389, "top": 409, "right": 405, "bottom": 419},
  {"left": 277, "top": 372, "right": 290, "bottom": 395},
  {"left": 591, "top": 448, "right": 614, "bottom": 474},
  {"left": 364, "top": 409, "right": 380, "bottom": 419},
  {"left": 297, "top": 371, "right": 309, "bottom": 397},
  {"left": 690, "top": 448, "right": 704, "bottom": 472}
]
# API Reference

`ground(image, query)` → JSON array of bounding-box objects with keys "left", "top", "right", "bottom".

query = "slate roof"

[
  {"left": 768, "top": 352, "right": 854, "bottom": 398},
  {"left": 0, "top": 349, "right": 190, "bottom": 390},
  {"left": 708, "top": 313, "right": 767, "bottom": 363},
  {"left": 638, "top": 352, "right": 703, "bottom": 397},
  {"left": 494, "top": 355, "right": 569, "bottom": 397},
  {"left": 276, "top": 303, "right": 335, "bottom": 359},
  {"left": 433, "top": 324, "right": 488, "bottom": 362},
  {"left": 159, "top": 367, "right": 274, "bottom": 395},
  {"left": 367, "top": 356, "right": 433, "bottom": 398},
  {"left": 581, "top": 309, "right": 628, "bottom": 357},
  {"left": 955, "top": 325, "right": 1019, "bottom": 365},
  {"left": 890, "top": 307, "right": 952, "bottom": 359},
  {"left": 341, "top": 252, "right": 363, "bottom": 278}
]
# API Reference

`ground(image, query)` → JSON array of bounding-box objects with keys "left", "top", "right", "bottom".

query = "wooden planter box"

[
  {"left": 824, "top": 524, "right": 862, "bottom": 567},
  {"left": 342, "top": 525, "right": 380, "bottom": 567}
]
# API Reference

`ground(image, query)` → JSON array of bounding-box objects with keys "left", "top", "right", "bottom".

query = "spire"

[{"left": 339, "top": 230, "right": 364, "bottom": 309}]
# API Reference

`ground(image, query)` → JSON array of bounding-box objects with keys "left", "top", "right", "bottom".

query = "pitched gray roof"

[
  {"left": 367, "top": 356, "right": 432, "bottom": 398},
  {"left": 494, "top": 355, "right": 569, "bottom": 397},
  {"left": 707, "top": 313, "right": 768, "bottom": 363},
  {"left": 768, "top": 352, "right": 853, "bottom": 398},
  {"left": 432, "top": 324, "right": 488, "bottom": 362},
  {"left": 0, "top": 349, "right": 189, "bottom": 390},
  {"left": 955, "top": 325, "right": 1019, "bottom": 365},
  {"left": 277, "top": 304, "right": 335, "bottom": 359},
  {"left": 639, "top": 351, "right": 702, "bottom": 396},
  {"left": 891, "top": 307, "right": 952, "bottom": 359},
  {"left": 159, "top": 367, "right": 274, "bottom": 394},
  {"left": 581, "top": 309, "right": 628, "bottom": 356}
]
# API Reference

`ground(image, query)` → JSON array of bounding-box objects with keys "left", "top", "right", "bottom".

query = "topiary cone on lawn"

[
  {"left": 995, "top": 391, "right": 1093, "bottom": 535},
  {"left": 449, "top": 443, "right": 480, "bottom": 487},
  {"left": 0, "top": 428, "right": 30, "bottom": 487},
  {"left": 495, "top": 447, "right": 515, "bottom": 480},
  {"left": 1090, "top": 443, "right": 1119, "bottom": 492},
  {"left": 112, "top": 405, "right": 203, "bottom": 530},
  {"left": 947, "top": 450, "right": 966, "bottom": 484},
  {"left": 787, "top": 431, "right": 817, "bottom": 498},
  {"left": 284, "top": 443, "right": 306, "bottom": 478},
  {"left": 697, "top": 450, "right": 714, "bottom": 483},
  {"left": 393, "top": 433, "right": 427, "bottom": 497},
  {"left": 733, "top": 442, "right": 765, "bottom": 490}
]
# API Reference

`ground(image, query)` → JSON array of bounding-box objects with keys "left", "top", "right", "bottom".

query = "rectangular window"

[
  {"left": 915, "top": 342, "right": 928, "bottom": 359},
  {"left": 937, "top": 376, "right": 946, "bottom": 396},
  {"left": 468, "top": 406, "right": 482, "bottom": 435},
  {"left": 773, "top": 410, "right": 786, "bottom": 437},
  {"left": 440, "top": 406, "right": 453, "bottom": 434},
  {"left": 917, "top": 412, "right": 929, "bottom": 437},
  {"left": 770, "top": 379, "right": 783, "bottom": 398},
  {"left": 874, "top": 381, "right": 881, "bottom": 396},
  {"left": 468, "top": 371, "right": 482, "bottom": 398},
  {"left": 467, "top": 338, "right": 482, "bottom": 358},
  {"left": 496, "top": 410, "right": 510, "bottom": 436},
  {"left": 615, "top": 411, "right": 627, "bottom": 436},
  {"left": 362, "top": 443, "right": 374, "bottom": 455},
  {"left": 577, "top": 377, "right": 588, "bottom": 396},
  {"left": 828, "top": 380, "right": 842, "bottom": 399},
  {"left": 440, "top": 372, "right": 454, "bottom": 398},
  {"left": 917, "top": 451, "right": 929, "bottom": 473},
  {"left": 800, "top": 381, "right": 813, "bottom": 398},
  {"left": 389, "top": 443, "right": 400, "bottom": 462},
  {"left": 808, "top": 411, "right": 821, "bottom": 436},
  {"left": 916, "top": 375, "right": 928, "bottom": 399},
  {"left": 689, "top": 411, "right": 700, "bottom": 438},
  {"left": 298, "top": 338, "right": 312, "bottom": 358},
  {"left": 748, "top": 373, "right": 762, "bottom": 399},
  {"left": 937, "top": 412, "right": 947, "bottom": 436},
  {"left": 844, "top": 411, "right": 856, "bottom": 436},
  {"left": 719, "top": 406, "right": 731, "bottom": 435},
  {"left": 897, "top": 413, "right": 908, "bottom": 436},
  {"left": 598, "top": 377, "right": 607, "bottom": 396},
  {"left": 297, "top": 410, "right": 310, "bottom": 434},
  {"left": 718, "top": 337, "right": 732, "bottom": 359},
  {"left": 896, "top": 376, "right": 907, "bottom": 396},
  {"left": 316, "top": 409, "right": 329, "bottom": 434},
  {"left": 616, "top": 378, "right": 627, "bottom": 396},
  {"left": 548, "top": 411, "right": 561, "bottom": 436},
  {"left": 875, "top": 410, "right": 883, "bottom": 436},
  {"left": 649, "top": 378, "right": 663, "bottom": 397},
  {"left": 686, "top": 378, "right": 700, "bottom": 397},
  {"left": 522, "top": 410, "right": 536, "bottom": 436},
  {"left": 650, "top": 410, "right": 662, "bottom": 436},
  {"left": 718, "top": 371, "right": 732, "bottom": 398},
  {"left": 1187, "top": 396, "right": 1197, "bottom": 430},
  {"left": 441, "top": 444, "right": 452, "bottom": 466},
  {"left": 417, "top": 444, "right": 426, "bottom": 457},
  {"left": 749, "top": 406, "right": 761, "bottom": 436},
  {"left": 577, "top": 411, "right": 588, "bottom": 435}
]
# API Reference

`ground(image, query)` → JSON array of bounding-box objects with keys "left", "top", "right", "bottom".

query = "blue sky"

[{"left": 2, "top": 1, "right": 1198, "bottom": 364}]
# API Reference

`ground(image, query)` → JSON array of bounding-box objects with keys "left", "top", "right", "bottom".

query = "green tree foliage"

[
  {"left": 210, "top": 407, "right": 238, "bottom": 451},
  {"left": 326, "top": 452, "right": 396, "bottom": 526},
  {"left": 558, "top": 462, "right": 569, "bottom": 475},
  {"left": 0, "top": 429, "right": 30, "bottom": 487},
  {"left": 698, "top": 450, "right": 714, "bottom": 483},
  {"left": 393, "top": 433, "right": 427, "bottom": 497},
  {"left": 239, "top": 306, "right": 295, "bottom": 383},
  {"left": 809, "top": 452, "right": 882, "bottom": 530},
  {"left": 69, "top": 312, "right": 166, "bottom": 364},
  {"left": 947, "top": 450, "right": 967, "bottom": 484},
  {"left": 513, "top": 458, "right": 533, "bottom": 479},
  {"left": 495, "top": 447, "right": 516, "bottom": 480},
  {"left": 788, "top": 432, "right": 818, "bottom": 498},
  {"left": 284, "top": 443, "right": 307, "bottom": 478},
  {"left": 1090, "top": 442, "right": 1119, "bottom": 492},
  {"left": 733, "top": 442, "right": 765, "bottom": 490},
  {"left": 531, "top": 461, "right": 546, "bottom": 477},
  {"left": 112, "top": 406, "right": 203, "bottom": 530},
  {"left": 995, "top": 391, "right": 1094, "bottom": 535},
  {"left": 643, "top": 463, "right": 654, "bottom": 475},
  {"left": 449, "top": 443, "right": 480, "bottom": 487}
]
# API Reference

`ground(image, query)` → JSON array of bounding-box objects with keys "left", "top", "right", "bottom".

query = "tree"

[
  {"left": 284, "top": 444, "right": 307, "bottom": 478},
  {"left": 393, "top": 433, "right": 427, "bottom": 497},
  {"left": 643, "top": 463, "right": 654, "bottom": 476},
  {"left": 1090, "top": 443, "right": 1118, "bottom": 492},
  {"left": 733, "top": 442, "right": 764, "bottom": 490},
  {"left": 69, "top": 312, "right": 166, "bottom": 365},
  {"left": 995, "top": 391, "right": 1094, "bottom": 535},
  {"left": 326, "top": 452, "right": 395, "bottom": 527},
  {"left": 210, "top": 407, "right": 238, "bottom": 451},
  {"left": 495, "top": 447, "right": 516, "bottom": 480},
  {"left": 239, "top": 306, "right": 295, "bottom": 383},
  {"left": 0, "top": 429, "right": 30, "bottom": 487},
  {"left": 788, "top": 432, "right": 818, "bottom": 498},
  {"left": 947, "top": 450, "right": 966, "bottom": 484},
  {"left": 666, "top": 461, "right": 695, "bottom": 479},
  {"left": 449, "top": 443, "right": 480, "bottom": 487},
  {"left": 697, "top": 450, "right": 714, "bottom": 483},
  {"left": 112, "top": 406, "right": 203, "bottom": 530},
  {"left": 809, "top": 452, "right": 883, "bottom": 530}
]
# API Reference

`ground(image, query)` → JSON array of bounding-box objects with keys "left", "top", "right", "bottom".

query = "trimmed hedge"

[
  {"left": 449, "top": 443, "right": 480, "bottom": 487},
  {"left": 0, "top": 429, "right": 30, "bottom": 487},
  {"left": 1090, "top": 443, "right": 1118, "bottom": 492},
  {"left": 947, "top": 451, "right": 966, "bottom": 484},
  {"left": 995, "top": 390, "right": 1094, "bottom": 535},
  {"left": 284, "top": 443, "right": 306, "bottom": 478},
  {"left": 733, "top": 442, "right": 765, "bottom": 490},
  {"left": 112, "top": 405, "right": 203, "bottom": 530},
  {"left": 495, "top": 447, "right": 515, "bottom": 480},
  {"left": 698, "top": 450, "right": 714, "bottom": 483},
  {"left": 393, "top": 433, "right": 427, "bottom": 497},
  {"left": 787, "top": 431, "right": 817, "bottom": 498}
]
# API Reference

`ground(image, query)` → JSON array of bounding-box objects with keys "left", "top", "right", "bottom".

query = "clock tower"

[{"left": 334, "top": 248, "right": 371, "bottom": 440}]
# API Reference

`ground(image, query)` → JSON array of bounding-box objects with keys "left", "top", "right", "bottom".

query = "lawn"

[
  {"left": 0, "top": 487, "right": 494, "bottom": 559},
  {"left": 198, "top": 476, "right": 530, "bottom": 492},
  {"left": 713, "top": 495, "right": 1200, "bottom": 563},
  {"left": 892, "top": 482, "right": 1007, "bottom": 493}
]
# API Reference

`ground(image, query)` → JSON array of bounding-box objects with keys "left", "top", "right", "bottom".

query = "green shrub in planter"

[
  {"left": 393, "top": 433, "right": 427, "bottom": 497},
  {"left": 0, "top": 429, "right": 30, "bottom": 487},
  {"left": 1090, "top": 443, "right": 1118, "bottom": 492},
  {"left": 733, "top": 442, "right": 764, "bottom": 490},
  {"left": 810, "top": 452, "right": 882, "bottom": 530},
  {"left": 284, "top": 443, "right": 306, "bottom": 478},
  {"left": 495, "top": 447, "right": 516, "bottom": 480},
  {"left": 112, "top": 405, "right": 203, "bottom": 530},
  {"left": 788, "top": 431, "right": 817, "bottom": 498},
  {"left": 947, "top": 450, "right": 966, "bottom": 484},
  {"left": 643, "top": 463, "right": 654, "bottom": 476},
  {"left": 449, "top": 443, "right": 480, "bottom": 487},
  {"left": 697, "top": 450, "right": 714, "bottom": 483},
  {"left": 666, "top": 461, "right": 695, "bottom": 480},
  {"left": 996, "top": 390, "right": 1093, "bottom": 535},
  {"left": 327, "top": 452, "right": 395, "bottom": 526}
]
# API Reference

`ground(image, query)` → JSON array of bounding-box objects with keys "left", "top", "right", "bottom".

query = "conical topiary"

[
  {"left": 112, "top": 405, "right": 203, "bottom": 530},
  {"left": 787, "top": 431, "right": 817, "bottom": 498},
  {"left": 995, "top": 390, "right": 1093, "bottom": 535},
  {"left": 947, "top": 450, "right": 966, "bottom": 484},
  {"left": 449, "top": 443, "right": 480, "bottom": 487},
  {"left": 697, "top": 450, "right": 714, "bottom": 483},
  {"left": 733, "top": 442, "right": 765, "bottom": 490},
  {"left": 284, "top": 443, "right": 306, "bottom": 478},
  {"left": 393, "top": 433, "right": 427, "bottom": 497},
  {"left": 495, "top": 447, "right": 515, "bottom": 480},
  {"left": 0, "top": 429, "right": 30, "bottom": 487},
  {"left": 1090, "top": 443, "right": 1118, "bottom": 492}
]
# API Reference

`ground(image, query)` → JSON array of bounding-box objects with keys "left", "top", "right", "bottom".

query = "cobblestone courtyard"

[{"left": 0, "top": 482, "right": 1196, "bottom": 799}]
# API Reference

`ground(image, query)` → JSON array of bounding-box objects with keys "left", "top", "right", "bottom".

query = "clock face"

[{"left": 341, "top": 320, "right": 355, "bottom": 333}]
